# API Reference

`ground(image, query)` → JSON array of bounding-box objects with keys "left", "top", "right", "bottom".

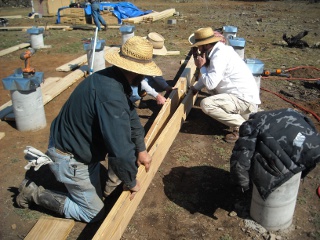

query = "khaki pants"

[
  {"left": 104, "top": 163, "right": 122, "bottom": 197},
  {"left": 200, "top": 93, "right": 257, "bottom": 128}
]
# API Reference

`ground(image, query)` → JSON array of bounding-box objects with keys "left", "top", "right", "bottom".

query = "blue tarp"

[
  {"left": 86, "top": 2, "right": 152, "bottom": 24},
  {"left": 56, "top": 2, "right": 152, "bottom": 24}
]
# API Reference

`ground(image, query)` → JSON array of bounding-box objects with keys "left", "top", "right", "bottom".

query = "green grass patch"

[{"left": 14, "top": 208, "right": 42, "bottom": 220}]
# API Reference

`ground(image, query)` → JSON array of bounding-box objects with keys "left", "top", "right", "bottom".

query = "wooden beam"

[
  {"left": 0, "top": 26, "right": 72, "bottom": 31},
  {"left": 0, "top": 43, "right": 30, "bottom": 57},
  {"left": 92, "top": 58, "right": 197, "bottom": 240},
  {"left": 145, "top": 57, "right": 196, "bottom": 149},
  {"left": 24, "top": 216, "right": 74, "bottom": 240}
]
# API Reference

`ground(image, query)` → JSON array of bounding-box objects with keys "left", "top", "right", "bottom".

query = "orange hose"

[
  {"left": 260, "top": 87, "right": 320, "bottom": 122},
  {"left": 262, "top": 76, "right": 320, "bottom": 81}
]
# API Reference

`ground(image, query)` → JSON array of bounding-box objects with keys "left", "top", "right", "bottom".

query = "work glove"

[{"left": 23, "top": 146, "right": 53, "bottom": 171}]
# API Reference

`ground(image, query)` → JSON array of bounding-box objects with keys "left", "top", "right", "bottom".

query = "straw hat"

[
  {"left": 146, "top": 32, "right": 168, "bottom": 56},
  {"left": 105, "top": 36, "right": 162, "bottom": 76},
  {"left": 188, "top": 27, "right": 223, "bottom": 47}
]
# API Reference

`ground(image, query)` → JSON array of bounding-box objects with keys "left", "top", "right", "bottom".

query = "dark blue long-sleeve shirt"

[{"left": 50, "top": 66, "right": 146, "bottom": 188}]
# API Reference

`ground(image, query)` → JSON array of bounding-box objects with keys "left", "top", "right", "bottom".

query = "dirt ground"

[{"left": 0, "top": 1, "right": 319, "bottom": 240}]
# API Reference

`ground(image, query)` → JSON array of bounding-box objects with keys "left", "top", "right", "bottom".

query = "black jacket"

[
  {"left": 50, "top": 66, "right": 145, "bottom": 189},
  {"left": 230, "top": 108, "right": 320, "bottom": 200}
]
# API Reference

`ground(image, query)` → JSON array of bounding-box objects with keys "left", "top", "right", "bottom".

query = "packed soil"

[{"left": 0, "top": 1, "right": 319, "bottom": 240}]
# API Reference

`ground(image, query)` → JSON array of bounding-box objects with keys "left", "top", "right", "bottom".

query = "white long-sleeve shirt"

[
  {"left": 141, "top": 76, "right": 169, "bottom": 98},
  {"left": 194, "top": 42, "right": 261, "bottom": 105}
]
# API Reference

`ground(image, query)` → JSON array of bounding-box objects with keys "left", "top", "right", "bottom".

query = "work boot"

[
  {"left": 224, "top": 127, "right": 240, "bottom": 143},
  {"left": 103, "top": 24, "right": 107, "bottom": 31},
  {"left": 16, "top": 178, "right": 66, "bottom": 215},
  {"left": 16, "top": 179, "right": 38, "bottom": 208},
  {"left": 133, "top": 99, "right": 148, "bottom": 109}
]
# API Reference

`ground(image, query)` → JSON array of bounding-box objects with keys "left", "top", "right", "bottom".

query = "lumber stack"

[
  {"left": 101, "top": 11, "right": 120, "bottom": 25},
  {"left": 123, "top": 8, "right": 176, "bottom": 24},
  {"left": 60, "top": 8, "right": 87, "bottom": 25}
]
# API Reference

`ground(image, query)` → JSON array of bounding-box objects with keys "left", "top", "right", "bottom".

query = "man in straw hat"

[
  {"left": 130, "top": 32, "right": 173, "bottom": 108},
  {"left": 16, "top": 36, "right": 162, "bottom": 223},
  {"left": 188, "top": 27, "right": 260, "bottom": 143}
]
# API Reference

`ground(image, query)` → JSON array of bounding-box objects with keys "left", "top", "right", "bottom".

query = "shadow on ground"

[{"left": 163, "top": 166, "right": 250, "bottom": 220}]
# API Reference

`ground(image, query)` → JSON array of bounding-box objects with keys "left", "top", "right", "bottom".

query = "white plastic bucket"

[
  {"left": 87, "top": 48, "right": 106, "bottom": 73},
  {"left": 250, "top": 172, "right": 302, "bottom": 231},
  {"left": 30, "top": 34, "right": 44, "bottom": 49},
  {"left": 11, "top": 87, "right": 46, "bottom": 131},
  {"left": 233, "top": 47, "right": 245, "bottom": 59},
  {"left": 121, "top": 32, "right": 134, "bottom": 45},
  {"left": 253, "top": 75, "right": 261, "bottom": 94},
  {"left": 222, "top": 26, "right": 238, "bottom": 45}
]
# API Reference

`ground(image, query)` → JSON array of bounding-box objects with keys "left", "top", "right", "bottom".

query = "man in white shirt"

[
  {"left": 130, "top": 75, "right": 172, "bottom": 108},
  {"left": 189, "top": 27, "right": 261, "bottom": 143}
]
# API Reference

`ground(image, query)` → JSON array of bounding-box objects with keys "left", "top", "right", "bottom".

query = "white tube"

[{"left": 90, "top": 27, "right": 99, "bottom": 75}]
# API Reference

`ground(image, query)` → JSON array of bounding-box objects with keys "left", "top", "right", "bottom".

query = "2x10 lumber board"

[
  {"left": 145, "top": 57, "right": 196, "bottom": 149},
  {"left": 93, "top": 83, "right": 198, "bottom": 240},
  {"left": 0, "top": 43, "right": 30, "bottom": 57},
  {"left": 41, "top": 67, "right": 86, "bottom": 104},
  {"left": 24, "top": 216, "right": 75, "bottom": 240},
  {"left": 0, "top": 26, "right": 71, "bottom": 31}
]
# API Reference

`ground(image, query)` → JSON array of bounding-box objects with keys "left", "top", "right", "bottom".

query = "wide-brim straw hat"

[
  {"left": 105, "top": 36, "right": 162, "bottom": 76},
  {"left": 146, "top": 32, "right": 168, "bottom": 56},
  {"left": 188, "top": 27, "right": 223, "bottom": 47}
]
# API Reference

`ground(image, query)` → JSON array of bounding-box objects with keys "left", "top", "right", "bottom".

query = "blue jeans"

[
  {"left": 91, "top": 2, "right": 106, "bottom": 31},
  {"left": 46, "top": 137, "right": 105, "bottom": 223}
]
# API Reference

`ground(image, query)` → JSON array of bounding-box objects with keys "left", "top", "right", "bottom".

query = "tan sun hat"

[
  {"left": 188, "top": 27, "right": 223, "bottom": 47},
  {"left": 146, "top": 32, "right": 168, "bottom": 56},
  {"left": 105, "top": 36, "right": 162, "bottom": 76}
]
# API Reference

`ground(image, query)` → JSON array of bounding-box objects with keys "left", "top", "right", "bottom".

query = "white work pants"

[{"left": 200, "top": 93, "right": 257, "bottom": 128}]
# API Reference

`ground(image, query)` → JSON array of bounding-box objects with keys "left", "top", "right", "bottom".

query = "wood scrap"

[
  {"left": 283, "top": 30, "right": 309, "bottom": 48},
  {"left": 0, "top": 43, "right": 30, "bottom": 57},
  {"left": 0, "top": 15, "right": 22, "bottom": 19},
  {"left": 165, "top": 50, "right": 180, "bottom": 56},
  {"left": 24, "top": 216, "right": 74, "bottom": 240},
  {"left": 0, "top": 132, "right": 5, "bottom": 140}
]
